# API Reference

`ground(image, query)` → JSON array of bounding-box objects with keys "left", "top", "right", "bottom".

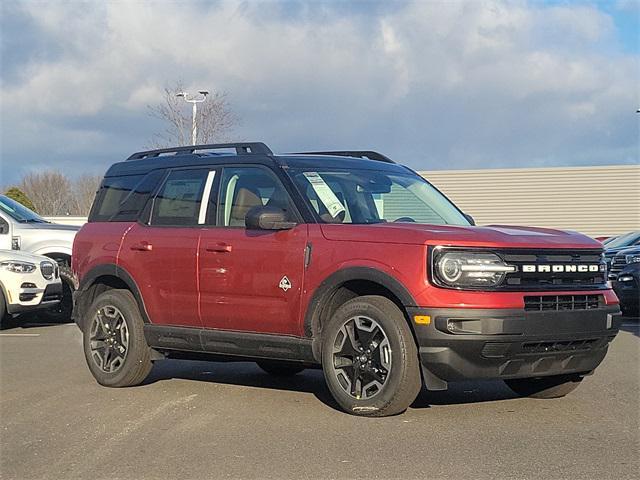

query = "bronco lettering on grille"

[{"left": 522, "top": 264, "right": 604, "bottom": 273}]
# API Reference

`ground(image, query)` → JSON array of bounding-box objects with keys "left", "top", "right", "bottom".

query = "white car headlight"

[
  {"left": 1, "top": 261, "right": 37, "bottom": 274},
  {"left": 625, "top": 254, "right": 640, "bottom": 264},
  {"left": 432, "top": 250, "right": 516, "bottom": 288}
]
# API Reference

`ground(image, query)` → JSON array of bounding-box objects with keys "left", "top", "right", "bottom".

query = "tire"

[
  {"left": 0, "top": 289, "right": 7, "bottom": 329},
  {"left": 82, "top": 289, "right": 152, "bottom": 387},
  {"left": 256, "top": 360, "right": 305, "bottom": 376},
  {"left": 41, "top": 264, "right": 75, "bottom": 323},
  {"left": 505, "top": 374, "right": 584, "bottom": 399},
  {"left": 321, "top": 295, "right": 422, "bottom": 417}
]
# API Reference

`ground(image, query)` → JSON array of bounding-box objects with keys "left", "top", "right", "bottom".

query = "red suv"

[{"left": 73, "top": 143, "right": 621, "bottom": 416}]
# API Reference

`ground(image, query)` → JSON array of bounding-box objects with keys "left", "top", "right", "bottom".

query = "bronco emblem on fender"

[{"left": 279, "top": 276, "right": 292, "bottom": 292}]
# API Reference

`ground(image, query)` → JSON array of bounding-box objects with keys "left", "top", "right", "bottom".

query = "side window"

[
  {"left": 151, "top": 169, "right": 210, "bottom": 226},
  {"left": 90, "top": 175, "right": 144, "bottom": 222},
  {"left": 0, "top": 216, "right": 8, "bottom": 235},
  {"left": 110, "top": 170, "right": 165, "bottom": 222},
  {"left": 218, "top": 167, "right": 295, "bottom": 227}
]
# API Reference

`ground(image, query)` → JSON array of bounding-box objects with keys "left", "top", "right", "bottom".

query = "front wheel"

[
  {"left": 82, "top": 289, "right": 152, "bottom": 387},
  {"left": 321, "top": 295, "right": 422, "bottom": 417},
  {"left": 0, "top": 289, "right": 8, "bottom": 329},
  {"left": 505, "top": 374, "right": 584, "bottom": 399}
]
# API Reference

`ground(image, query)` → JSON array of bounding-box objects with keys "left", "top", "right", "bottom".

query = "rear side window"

[
  {"left": 89, "top": 171, "right": 164, "bottom": 222},
  {"left": 151, "top": 169, "right": 210, "bottom": 226}
]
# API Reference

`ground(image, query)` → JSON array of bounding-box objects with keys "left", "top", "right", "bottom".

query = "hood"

[
  {"left": 615, "top": 246, "right": 640, "bottom": 256},
  {"left": 605, "top": 245, "right": 639, "bottom": 257},
  {"left": 0, "top": 249, "right": 54, "bottom": 264},
  {"left": 21, "top": 222, "right": 80, "bottom": 232},
  {"left": 320, "top": 223, "right": 602, "bottom": 250}
]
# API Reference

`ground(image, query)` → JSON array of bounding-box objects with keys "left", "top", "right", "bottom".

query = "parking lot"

[{"left": 0, "top": 317, "right": 637, "bottom": 480}]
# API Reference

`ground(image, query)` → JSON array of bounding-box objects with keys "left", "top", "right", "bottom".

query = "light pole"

[{"left": 176, "top": 90, "right": 209, "bottom": 145}]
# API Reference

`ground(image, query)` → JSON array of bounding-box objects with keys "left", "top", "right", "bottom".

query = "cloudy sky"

[{"left": 1, "top": 0, "right": 638, "bottom": 186}]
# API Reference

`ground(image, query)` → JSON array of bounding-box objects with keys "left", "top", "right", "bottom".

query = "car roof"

[{"left": 105, "top": 152, "right": 409, "bottom": 177}]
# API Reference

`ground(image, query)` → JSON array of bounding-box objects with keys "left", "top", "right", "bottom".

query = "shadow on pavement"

[
  {"left": 620, "top": 316, "right": 639, "bottom": 337},
  {"left": 142, "top": 358, "right": 519, "bottom": 413},
  {"left": 0, "top": 313, "right": 72, "bottom": 330}
]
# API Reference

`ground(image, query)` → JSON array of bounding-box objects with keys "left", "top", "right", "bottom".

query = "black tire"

[
  {"left": 256, "top": 360, "right": 305, "bottom": 376},
  {"left": 505, "top": 374, "right": 584, "bottom": 399},
  {"left": 0, "top": 289, "right": 7, "bottom": 329},
  {"left": 41, "top": 264, "right": 75, "bottom": 323},
  {"left": 82, "top": 289, "right": 152, "bottom": 387},
  {"left": 321, "top": 295, "right": 422, "bottom": 417}
]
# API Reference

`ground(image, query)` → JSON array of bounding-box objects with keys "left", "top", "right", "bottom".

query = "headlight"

[
  {"left": 1, "top": 261, "right": 36, "bottom": 274},
  {"left": 625, "top": 254, "right": 640, "bottom": 264},
  {"left": 432, "top": 250, "right": 516, "bottom": 288}
]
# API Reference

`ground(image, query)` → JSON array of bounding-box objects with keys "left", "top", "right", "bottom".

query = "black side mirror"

[
  {"left": 246, "top": 206, "right": 297, "bottom": 230},
  {"left": 464, "top": 213, "right": 475, "bottom": 226}
]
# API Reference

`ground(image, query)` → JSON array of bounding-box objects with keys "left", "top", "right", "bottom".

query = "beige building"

[{"left": 421, "top": 165, "right": 640, "bottom": 238}]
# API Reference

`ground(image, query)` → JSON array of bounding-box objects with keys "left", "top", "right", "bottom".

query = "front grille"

[
  {"left": 522, "top": 338, "right": 598, "bottom": 354},
  {"left": 501, "top": 250, "right": 606, "bottom": 291},
  {"left": 524, "top": 294, "right": 602, "bottom": 311},
  {"left": 40, "top": 261, "right": 55, "bottom": 280},
  {"left": 608, "top": 254, "right": 627, "bottom": 279}
]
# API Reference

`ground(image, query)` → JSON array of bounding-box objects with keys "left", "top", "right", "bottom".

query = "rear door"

[
  {"left": 120, "top": 168, "right": 216, "bottom": 328},
  {"left": 198, "top": 165, "right": 308, "bottom": 335}
]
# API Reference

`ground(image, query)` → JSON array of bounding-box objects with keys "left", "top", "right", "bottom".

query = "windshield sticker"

[{"left": 303, "top": 172, "right": 346, "bottom": 218}]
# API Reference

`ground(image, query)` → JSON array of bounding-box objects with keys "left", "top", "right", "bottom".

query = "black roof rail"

[
  {"left": 291, "top": 150, "right": 395, "bottom": 163},
  {"left": 127, "top": 142, "right": 273, "bottom": 160}
]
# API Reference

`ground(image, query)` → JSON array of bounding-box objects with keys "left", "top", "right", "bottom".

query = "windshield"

[
  {"left": 605, "top": 231, "right": 640, "bottom": 249},
  {"left": 289, "top": 168, "right": 470, "bottom": 226},
  {"left": 0, "top": 195, "right": 48, "bottom": 223}
]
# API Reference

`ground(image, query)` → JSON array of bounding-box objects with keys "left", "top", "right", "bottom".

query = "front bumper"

[
  {"left": 408, "top": 305, "right": 622, "bottom": 390},
  {"left": 612, "top": 275, "right": 639, "bottom": 315},
  {"left": 6, "top": 282, "right": 63, "bottom": 314}
]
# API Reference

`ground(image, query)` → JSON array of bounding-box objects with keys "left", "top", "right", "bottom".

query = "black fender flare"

[
  {"left": 303, "top": 266, "right": 417, "bottom": 340},
  {"left": 75, "top": 263, "right": 150, "bottom": 324}
]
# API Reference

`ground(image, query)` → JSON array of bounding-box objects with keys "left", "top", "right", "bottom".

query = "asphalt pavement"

[{"left": 1, "top": 318, "right": 638, "bottom": 480}]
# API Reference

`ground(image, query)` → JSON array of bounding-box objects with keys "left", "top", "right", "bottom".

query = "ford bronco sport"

[{"left": 73, "top": 142, "right": 621, "bottom": 416}]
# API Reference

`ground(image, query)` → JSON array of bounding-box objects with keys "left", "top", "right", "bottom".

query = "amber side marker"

[{"left": 414, "top": 315, "right": 431, "bottom": 325}]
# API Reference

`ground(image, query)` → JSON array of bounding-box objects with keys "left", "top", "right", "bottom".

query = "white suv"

[{"left": 0, "top": 250, "right": 62, "bottom": 326}]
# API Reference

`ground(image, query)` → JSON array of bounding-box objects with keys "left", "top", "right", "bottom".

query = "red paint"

[{"left": 74, "top": 220, "right": 617, "bottom": 337}]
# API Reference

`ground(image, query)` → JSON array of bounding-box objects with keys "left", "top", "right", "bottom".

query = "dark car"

[
  {"left": 604, "top": 231, "right": 640, "bottom": 272},
  {"left": 610, "top": 246, "right": 640, "bottom": 317},
  {"left": 72, "top": 142, "right": 622, "bottom": 417}
]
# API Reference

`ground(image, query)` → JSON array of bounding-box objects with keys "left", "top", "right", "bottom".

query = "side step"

[{"left": 144, "top": 325, "right": 317, "bottom": 363}]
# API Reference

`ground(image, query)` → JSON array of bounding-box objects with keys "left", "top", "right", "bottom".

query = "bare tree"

[
  {"left": 148, "top": 81, "right": 238, "bottom": 147},
  {"left": 19, "top": 171, "right": 76, "bottom": 216},
  {"left": 73, "top": 174, "right": 102, "bottom": 215}
]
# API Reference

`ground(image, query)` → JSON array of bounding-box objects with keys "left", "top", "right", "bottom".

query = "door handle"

[
  {"left": 130, "top": 242, "right": 153, "bottom": 251},
  {"left": 206, "top": 243, "right": 233, "bottom": 253}
]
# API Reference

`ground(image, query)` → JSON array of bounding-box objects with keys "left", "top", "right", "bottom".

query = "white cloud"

[{"left": 0, "top": 0, "right": 637, "bottom": 184}]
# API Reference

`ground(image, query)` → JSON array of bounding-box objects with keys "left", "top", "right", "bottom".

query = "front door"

[
  {"left": 198, "top": 165, "right": 308, "bottom": 335},
  {"left": 119, "top": 168, "right": 215, "bottom": 327}
]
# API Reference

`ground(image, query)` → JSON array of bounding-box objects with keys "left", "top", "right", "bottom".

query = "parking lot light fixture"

[{"left": 176, "top": 90, "right": 209, "bottom": 145}]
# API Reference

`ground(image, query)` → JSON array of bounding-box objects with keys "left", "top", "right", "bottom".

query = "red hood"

[{"left": 320, "top": 223, "right": 602, "bottom": 250}]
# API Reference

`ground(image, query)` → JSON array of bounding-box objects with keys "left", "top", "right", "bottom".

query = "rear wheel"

[
  {"left": 321, "top": 295, "right": 421, "bottom": 417},
  {"left": 82, "top": 289, "right": 152, "bottom": 387},
  {"left": 505, "top": 374, "right": 584, "bottom": 399},
  {"left": 256, "top": 360, "right": 305, "bottom": 376}
]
